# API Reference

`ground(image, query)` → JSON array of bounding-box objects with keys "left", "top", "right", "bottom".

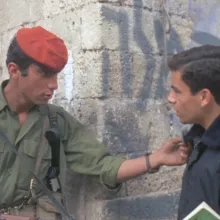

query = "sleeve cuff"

[{"left": 100, "top": 156, "right": 126, "bottom": 191}]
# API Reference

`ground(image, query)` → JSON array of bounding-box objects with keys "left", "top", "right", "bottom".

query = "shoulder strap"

[
  {"left": 47, "top": 104, "right": 58, "bottom": 129},
  {"left": 46, "top": 104, "right": 70, "bottom": 214},
  {"left": 28, "top": 115, "right": 50, "bottom": 203},
  {"left": 46, "top": 104, "right": 61, "bottom": 170},
  {"left": 35, "top": 115, "right": 50, "bottom": 176},
  {"left": 46, "top": 104, "right": 60, "bottom": 143}
]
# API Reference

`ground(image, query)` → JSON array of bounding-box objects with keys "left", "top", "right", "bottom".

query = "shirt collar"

[{"left": 186, "top": 115, "right": 220, "bottom": 149}]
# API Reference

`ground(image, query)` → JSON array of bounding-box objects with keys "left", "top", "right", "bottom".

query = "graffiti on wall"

[
  {"left": 100, "top": 0, "right": 220, "bottom": 153},
  {"left": 101, "top": 1, "right": 184, "bottom": 105},
  {"left": 102, "top": 0, "right": 220, "bottom": 103}
]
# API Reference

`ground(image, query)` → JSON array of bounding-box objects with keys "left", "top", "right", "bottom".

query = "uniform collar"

[{"left": 186, "top": 115, "right": 220, "bottom": 149}]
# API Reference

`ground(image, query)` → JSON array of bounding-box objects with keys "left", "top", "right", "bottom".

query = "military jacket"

[{"left": 0, "top": 80, "right": 125, "bottom": 207}]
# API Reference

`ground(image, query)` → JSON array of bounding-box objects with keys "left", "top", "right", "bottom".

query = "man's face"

[
  {"left": 168, "top": 71, "right": 203, "bottom": 124},
  {"left": 17, "top": 63, "right": 58, "bottom": 105}
]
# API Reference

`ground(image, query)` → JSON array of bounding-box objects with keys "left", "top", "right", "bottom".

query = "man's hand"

[
  {"left": 152, "top": 137, "right": 190, "bottom": 167},
  {"left": 116, "top": 137, "right": 191, "bottom": 183}
]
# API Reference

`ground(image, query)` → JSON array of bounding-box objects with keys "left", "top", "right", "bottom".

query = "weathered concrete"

[
  {"left": 1, "top": 0, "right": 220, "bottom": 219},
  {"left": 99, "top": 99, "right": 170, "bottom": 153},
  {"left": 86, "top": 190, "right": 181, "bottom": 220},
  {"left": 0, "top": 0, "right": 43, "bottom": 33}
]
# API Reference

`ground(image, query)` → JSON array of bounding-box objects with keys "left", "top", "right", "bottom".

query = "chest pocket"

[
  {"left": 22, "top": 139, "right": 52, "bottom": 177},
  {"left": 14, "top": 138, "right": 52, "bottom": 191}
]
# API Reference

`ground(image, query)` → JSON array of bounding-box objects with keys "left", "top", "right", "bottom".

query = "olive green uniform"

[{"left": 0, "top": 80, "right": 125, "bottom": 207}]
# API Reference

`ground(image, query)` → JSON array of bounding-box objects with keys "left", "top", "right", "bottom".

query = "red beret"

[{"left": 16, "top": 26, "right": 68, "bottom": 72}]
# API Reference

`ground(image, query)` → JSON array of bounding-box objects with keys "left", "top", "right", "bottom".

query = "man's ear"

[
  {"left": 7, "top": 62, "right": 20, "bottom": 79},
  {"left": 200, "top": 89, "right": 212, "bottom": 107}
]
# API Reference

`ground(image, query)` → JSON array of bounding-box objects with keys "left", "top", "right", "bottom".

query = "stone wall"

[{"left": 1, "top": 0, "right": 220, "bottom": 219}]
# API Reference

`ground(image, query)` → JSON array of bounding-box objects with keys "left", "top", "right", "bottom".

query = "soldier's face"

[
  {"left": 18, "top": 63, "right": 58, "bottom": 104},
  {"left": 168, "top": 71, "right": 203, "bottom": 124}
]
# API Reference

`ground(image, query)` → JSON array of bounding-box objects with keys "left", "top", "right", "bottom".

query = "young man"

[
  {"left": 0, "top": 26, "right": 188, "bottom": 218},
  {"left": 168, "top": 45, "right": 220, "bottom": 219}
]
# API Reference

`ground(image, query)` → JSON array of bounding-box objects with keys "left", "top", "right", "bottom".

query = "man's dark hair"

[
  {"left": 6, "top": 36, "right": 55, "bottom": 75},
  {"left": 168, "top": 45, "right": 220, "bottom": 104}
]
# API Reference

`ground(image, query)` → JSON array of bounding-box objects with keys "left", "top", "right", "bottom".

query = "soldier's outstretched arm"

[{"left": 61, "top": 109, "right": 189, "bottom": 189}]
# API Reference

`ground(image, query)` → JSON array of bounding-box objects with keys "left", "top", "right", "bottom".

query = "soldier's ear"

[{"left": 7, "top": 62, "right": 20, "bottom": 79}]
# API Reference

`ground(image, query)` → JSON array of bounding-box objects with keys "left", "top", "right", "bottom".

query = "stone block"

[
  {"left": 166, "top": 14, "right": 194, "bottom": 55},
  {"left": 50, "top": 49, "right": 75, "bottom": 110},
  {"left": 101, "top": 8, "right": 121, "bottom": 51},
  {"left": 106, "top": 0, "right": 162, "bottom": 11},
  {"left": 0, "top": 0, "right": 43, "bottom": 33},
  {"left": 165, "top": 0, "right": 190, "bottom": 17},
  {"left": 101, "top": 51, "right": 124, "bottom": 97},
  {"left": 85, "top": 190, "right": 181, "bottom": 220},
  {"left": 43, "top": 0, "right": 97, "bottom": 18},
  {"left": 70, "top": 98, "right": 99, "bottom": 130},
  {"left": 98, "top": 0, "right": 119, "bottom": 3},
  {"left": 73, "top": 50, "right": 168, "bottom": 99},
  {"left": 64, "top": 170, "right": 87, "bottom": 220},
  {"left": 0, "top": 34, "right": 2, "bottom": 69},
  {"left": 98, "top": 99, "right": 171, "bottom": 153},
  {"left": 0, "top": 66, "right": 3, "bottom": 82},
  {"left": 81, "top": 3, "right": 103, "bottom": 50},
  {"left": 72, "top": 51, "right": 104, "bottom": 98},
  {"left": 126, "top": 165, "right": 185, "bottom": 196},
  {"left": 0, "top": 67, "right": 9, "bottom": 82},
  {"left": 0, "top": 28, "right": 20, "bottom": 69},
  {"left": 70, "top": 50, "right": 129, "bottom": 99},
  {"left": 36, "top": 10, "right": 82, "bottom": 52},
  {"left": 101, "top": 4, "right": 194, "bottom": 55},
  {"left": 101, "top": 5, "right": 165, "bottom": 55},
  {"left": 131, "top": 54, "right": 169, "bottom": 100},
  {"left": 71, "top": 50, "right": 151, "bottom": 99}
]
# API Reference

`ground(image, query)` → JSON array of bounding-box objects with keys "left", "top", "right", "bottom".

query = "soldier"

[{"left": 0, "top": 26, "right": 188, "bottom": 219}]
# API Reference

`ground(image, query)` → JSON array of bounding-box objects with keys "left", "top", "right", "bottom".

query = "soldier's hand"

[{"left": 155, "top": 137, "right": 190, "bottom": 166}]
